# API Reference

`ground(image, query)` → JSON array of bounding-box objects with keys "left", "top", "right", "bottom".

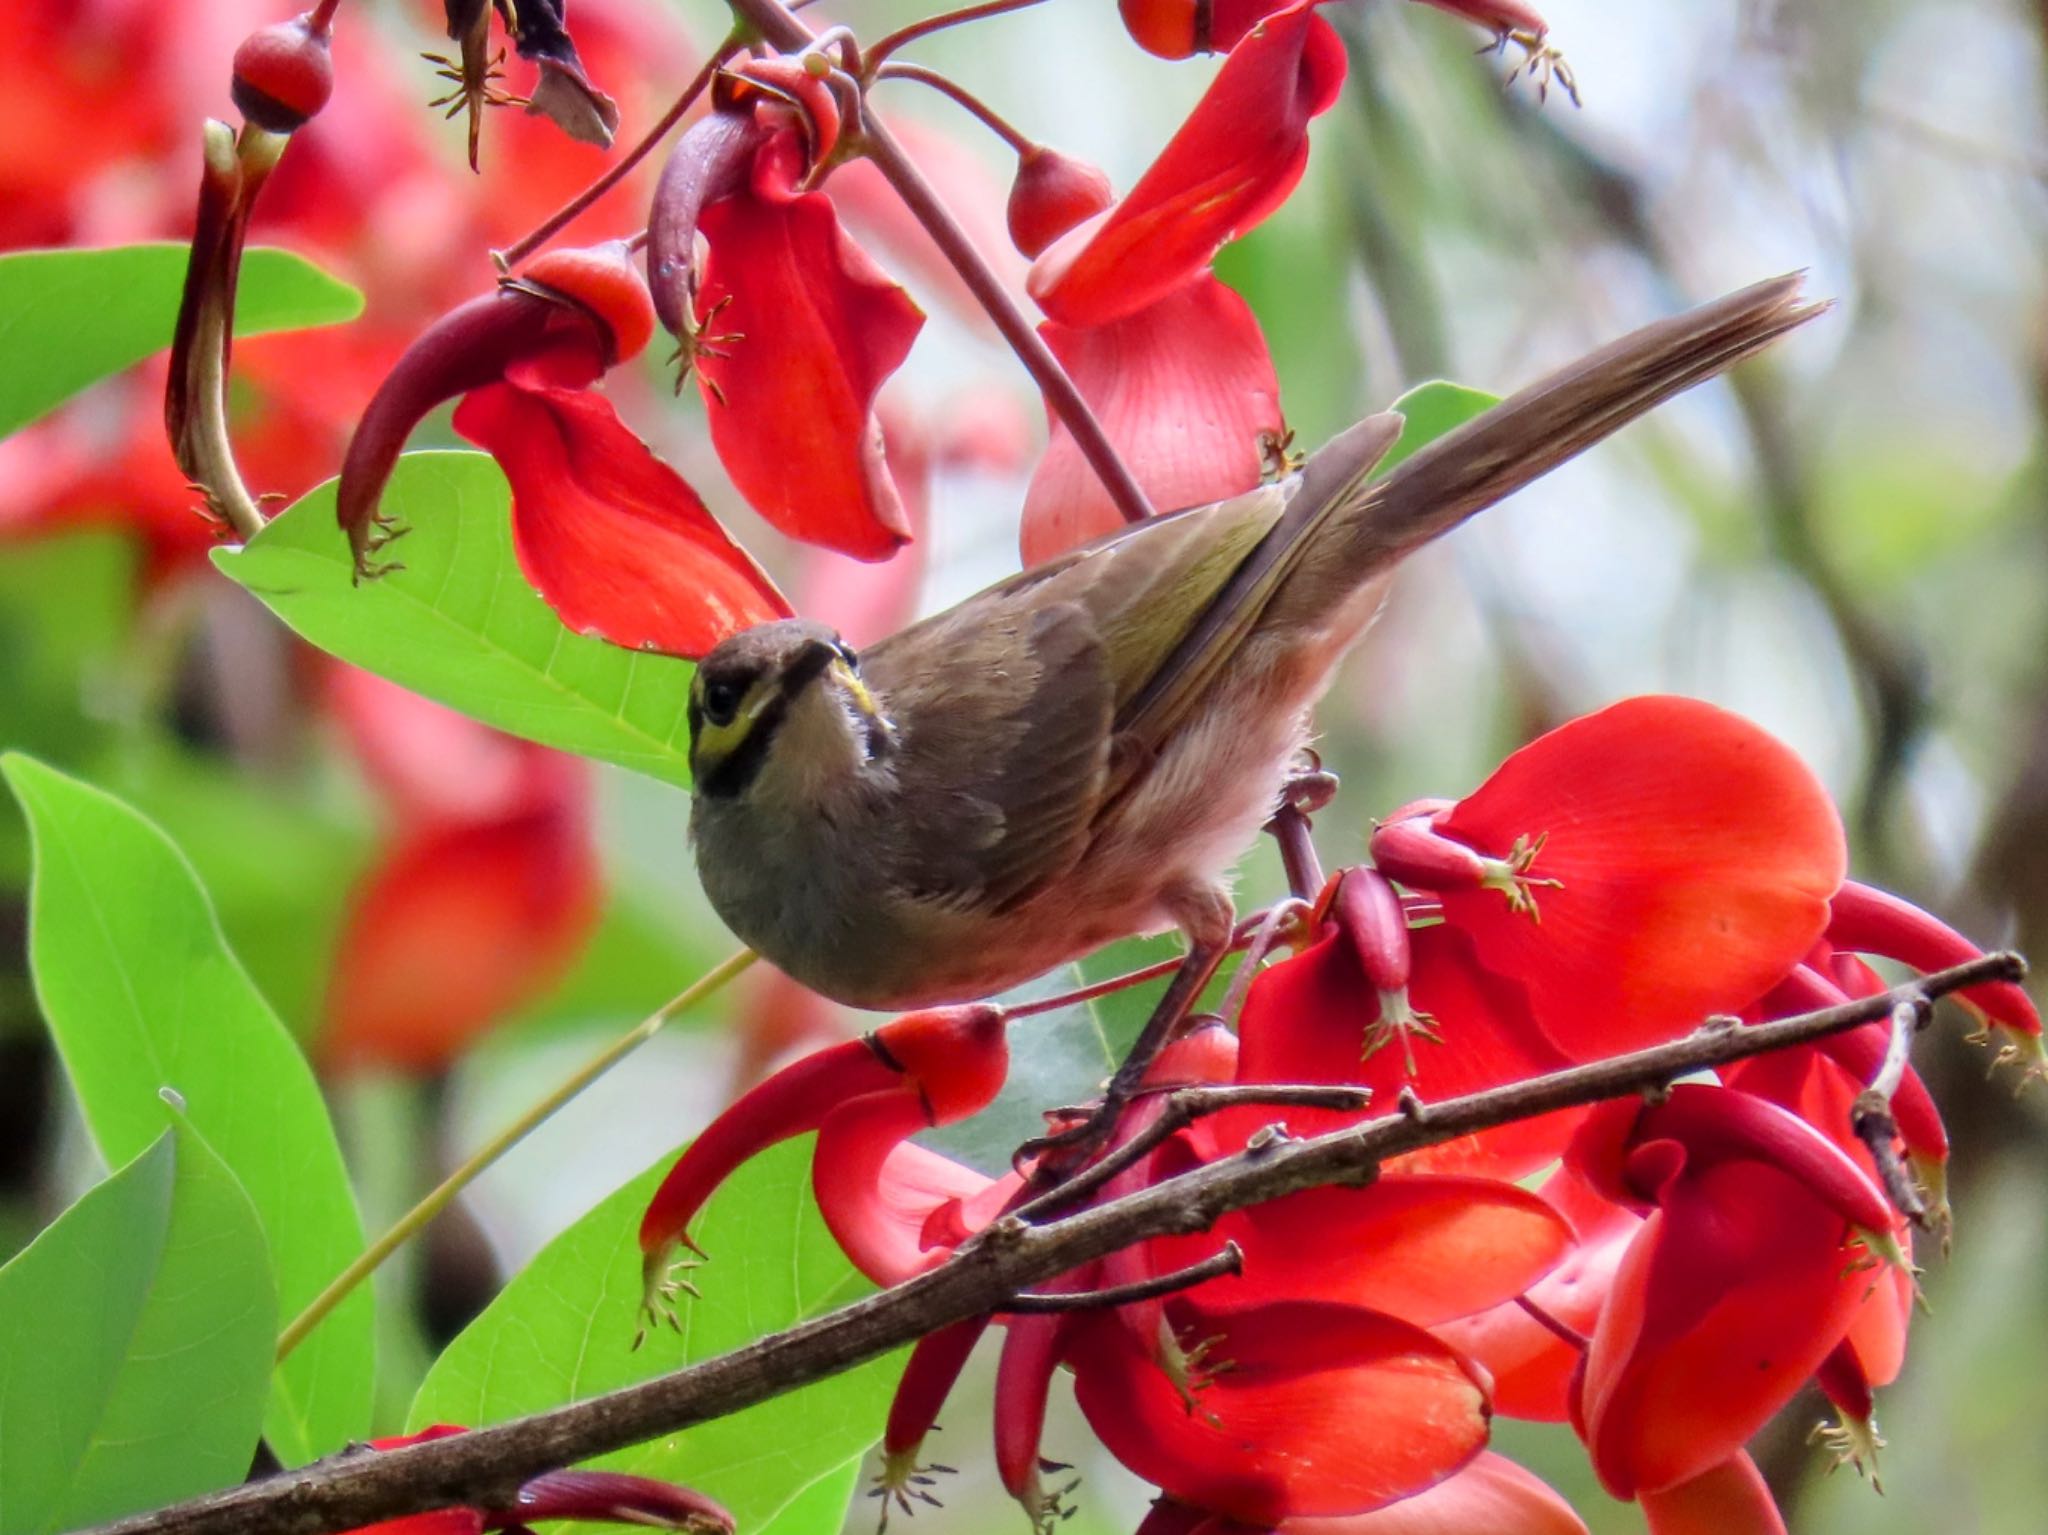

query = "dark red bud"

[
  {"left": 647, "top": 110, "right": 771, "bottom": 343},
  {"left": 1119, "top": 0, "right": 1204, "bottom": 59},
  {"left": 231, "top": 14, "right": 334, "bottom": 134},
  {"left": 335, "top": 281, "right": 613, "bottom": 578},
  {"left": 1006, "top": 145, "right": 1115, "bottom": 259},
  {"left": 523, "top": 241, "right": 656, "bottom": 363}
]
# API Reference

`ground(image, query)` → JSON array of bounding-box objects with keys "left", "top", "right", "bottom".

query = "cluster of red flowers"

[{"left": 638, "top": 695, "right": 2040, "bottom": 1535}]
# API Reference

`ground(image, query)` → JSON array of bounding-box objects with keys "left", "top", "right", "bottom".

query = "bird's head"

[{"left": 688, "top": 619, "right": 892, "bottom": 801}]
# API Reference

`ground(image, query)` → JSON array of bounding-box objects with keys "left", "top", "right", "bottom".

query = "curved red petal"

[
  {"left": 1233, "top": 922, "right": 1579, "bottom": 1181},
  {"left": 1581, "top": 1160, "right": 1866, "bottom": 1497},
  {"left": 1021, "top": 275, "right": 1281, "bottom": 562},
  {"left": 1029, "top": 4, "right": 1347, "bottom": 327},
  {"left": 320, "top": 791, "right": 599, "bottom": 1073},
  {"left": 697, "top": 139, "right": 925, "bottom": 559},
  {"left": 451, "top": 380, "right": 790, "bottom": 658},
  {"left": 815, "top": 1094, "right": 980, "bottom": 1285},
  {"left": 1071, "top": 1302, "right": 1488, "bottom": 1524},
  {"left": 1435, "top": 1170, "right": 1635, "bottom": 1422},
  {"left": 1437, "top": 696, "right": 1846, "bottom": 1058},
  {"left": 1638, "top": 1454, "right": 1786, "bottom": 1535},
  {"left": 1159, "top": 1174, "right": 1571, "bottom": 1326},
  {"left": 1281, "top": 1452, "right": 1588, "bottom": 1535}
]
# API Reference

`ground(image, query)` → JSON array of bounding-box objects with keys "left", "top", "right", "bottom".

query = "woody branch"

[{"left": 79, "top": 952, "right": 2023, "bottom": 1535}]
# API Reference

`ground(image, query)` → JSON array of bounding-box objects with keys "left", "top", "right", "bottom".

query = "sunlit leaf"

[
  {"left": 0, "top": 244, "right": 363, "bottom": 440},
  {"left": 217, "top": 452, "right": 699, "bottom": 788},
  {"left": 411, "top": 1139, "right": 898, "bottom": 1534},
  {"left": 0, "top": 1118, "right": 274, "bottom": 1534},
  {"left": 3, "top": 755, "right": 372, "bottom": 1463},
  {"left": 1376, "top": 381, "right": 1502, "bottom": 476}
]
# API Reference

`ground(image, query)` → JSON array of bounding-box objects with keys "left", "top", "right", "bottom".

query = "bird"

[{"left": 685, "top": 275, "right": 1822, "bottom": 1060}]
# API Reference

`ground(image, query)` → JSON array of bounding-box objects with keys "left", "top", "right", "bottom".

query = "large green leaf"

[
  {"left": 0, "top": 1118, "right": 275, "bottom": 1535},
  {"left": 411, "top": 1139, "right": 898, "bottom": 1534},
  {"left": 3, "top": 755, "right": 372, "bottom": 1463},
  {"left": 216, "top": 453, "right": 699, "bottom": 787},
  {"left": 0, "top": 244, "right": 363, "bottom": 441}
]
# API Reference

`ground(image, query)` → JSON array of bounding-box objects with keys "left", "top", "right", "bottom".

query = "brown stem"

[
  {"left": 73, "top": 954, "right": 2021, "bottom": 1535},
  {"left": 864, "top": 0, "right": 1051, "bottom": 69},
  {"left": 495, "top": 38, "right": 738, "bottom": 271},
  {"left": 1007, "top": 1242, "right": 1242, "bottom": 1311},
  {"left": 1001, "top": 915, "right": 1272, "bottom": 1021},
  {"left": 873, "top": 62, "right": 1034, "bottom": 154},
  {"left": 1513, "top": 1293, "right": 1588, "bottom": 1350},
  {"left": 725, "top": 0, "right": 1157, "bottom": 526},
  {"left": 1850, "top": 994, "right": 1933, "bottom": 1227}
]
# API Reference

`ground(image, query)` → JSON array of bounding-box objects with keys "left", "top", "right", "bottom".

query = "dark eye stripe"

[{"left": 693, "top": 641, "right": 842, "bottom": 800}]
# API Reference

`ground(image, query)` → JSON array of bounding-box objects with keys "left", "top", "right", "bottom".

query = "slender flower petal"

[
  {"left": 696, "top": 132, "right": 926, "bottom": 559},
  {"left": 1418, "top": 696, "right": 1847, "bottom": 1059},
  {"left": 1021, "top": 273, "right": 1282, "bottom": 562},
  {"left": 451, "top": 377, "right": 791, "bottom": 655},
  {"left": 1637, "top": 1455, "right": 1786, "bottom": 1535},
  {"left": 1029, "top": 2, "right": 1347, "bottom": 327},
  {"left": 1071, "top": 1300, "right": 1490, "bottom": 1524}
]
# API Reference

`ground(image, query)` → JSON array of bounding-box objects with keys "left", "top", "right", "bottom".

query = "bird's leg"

[
  {"left": 1018, "top": 886, "right": 1234, "bottom": 1174},
  {"left": 1267, "top": 752, "right": 1336, "bottom": 900}
]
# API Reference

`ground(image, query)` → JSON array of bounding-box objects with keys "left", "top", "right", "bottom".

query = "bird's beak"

[{"left": 830, "top": 657, "right": 882, "bottom": 720}]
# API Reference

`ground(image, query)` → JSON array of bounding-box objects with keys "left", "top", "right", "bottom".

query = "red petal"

[
  {"left": 1028, "top": 3, "right": 1347, "bottom": 327},
  {"left": 323, "top": 665, "right": 541, "bottom": 825},
  {"left": 1581, "top": 1159, "right": 1867, "bottom": 1497},
  {"left": 1436, "top": 1172, "right": 1636, "bottom": 1423},
  {"left": 320, "top": 789, "right": 599, "bottom": 1073},
  {"left": 815, "top": 1094, "right": 976, "bottom": 1285},
  {"left": 1281, "top": 1452, "right": 1588, "bottom": 1535},
  {"left": 1233, "top": 922, "right": 1580, "bottom": 1181},
  {"left": 1071, "top": 1302, "right": 1488, "bottom": 1524},
  {"left": 697, "top": 135, "right": 925, "bottom": 559},
  {"left": 1436, "top": 696, "right": 1846, "bottom": 1058},
  {"left": 451, "top": 379, "right": 790, "bottom": 658},
  {"left": 1638, "top": 1455, "right": 1786, "bottom": 1535},
  {"left": 1022, "top": 275, "right": 1281, "bottom": 562},
  {"left": 1156, "top": 1175, "right": 1570, "bottom": 1326}
]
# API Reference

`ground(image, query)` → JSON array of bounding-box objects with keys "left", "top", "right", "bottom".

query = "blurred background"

[{"left": 2, "top": 0, "right": 2045, "bottom": 1531}]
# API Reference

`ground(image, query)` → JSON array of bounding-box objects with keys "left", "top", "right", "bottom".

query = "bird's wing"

[{"left": 864, "top": 598, "right": 1115, "bottom": 913}]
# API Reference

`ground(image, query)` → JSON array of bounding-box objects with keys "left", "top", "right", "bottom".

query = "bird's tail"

[{"left": 1271, "top": 272, "right": 1827, "bottom": 625}]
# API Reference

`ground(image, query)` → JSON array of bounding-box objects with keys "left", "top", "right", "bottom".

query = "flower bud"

[
  {"left": 1007, "top": 144, "right": 1115, "bottom": 258},
  {"left": 230, "top": 13, "right": 334, "bottom": 135}
]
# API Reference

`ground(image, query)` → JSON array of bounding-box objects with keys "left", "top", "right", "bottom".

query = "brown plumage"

[{"left": 687, "top": 275, "right": 1826, "bottom": 1010}]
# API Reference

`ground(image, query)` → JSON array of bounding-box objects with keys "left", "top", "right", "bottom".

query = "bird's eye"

[{"left": 701, "top": 678, "right": 744, "bottom": 727}]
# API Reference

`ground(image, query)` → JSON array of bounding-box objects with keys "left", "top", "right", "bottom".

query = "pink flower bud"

[{"left": 1007, "top": 145, "right": 1114, "bottom": 259}]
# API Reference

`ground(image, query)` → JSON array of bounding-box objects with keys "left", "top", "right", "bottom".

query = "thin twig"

[
  {"left": 1000, "top": 914, "right": 1271, "bottom": 1021},
  {"left": 873, "top": 62, "right": 1034, "bottom": 154},
  {"left": 1007, "top": 1243, "right": 1242, "bottom": 1311},
  {"left": 495, "top": 38, "right": 738, "bottom": 270},
  {"left": 1215, "top": 900, "right": 1310, "bottom": 1026},
  {"left": 864, "top": 0, "right": 1051, "bottom": 69},
  {"left": 1013, "top": 1082, "right": 1376, "bottom": 1225},
  {"left": 1850, "top": 993, "right": 1933, "bottom": 1227},
  {"left": 1513, "top": 1293, "right": 1588, "bottom": 1350},
  {"left": 275, "top": 949, "right": 757, "bottom": 1361},
  {"left": 79, "top": 954, "right": 2022, "bottom": 1535}
]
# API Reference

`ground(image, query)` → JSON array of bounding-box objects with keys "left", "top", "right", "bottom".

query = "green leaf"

[
  {"left": 3, "top": 755, "right": 372, "bottom": 1463},
  {"left": 0, "top": 244, "right": 363, "bottom": 441},
  {"left": 411, "top": 1139, "right": 898, "bottom": 1534},
  {"left": 0, "top": 1118, "right": 275, "bottom": 1535},
  {"left": 1376, "top": 381, "right": 1502, "bottom": 476},
  {"left": 216, "top": 452, "right": 699, "bottom": 787}
]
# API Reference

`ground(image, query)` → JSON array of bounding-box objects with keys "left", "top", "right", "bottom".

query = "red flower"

[
  {"left": 1565, "top": 1085, "right": 1901, "bottom": 1499},
  {"left": 1133, "top": 1451, "right": 1587, "bottom": 1533},
  {"left": 648, "top": 62, "right": 926, "bottom": 562},
  {"left": 338, "top": 241, "right": 788, "bottom": 659},
  {"left": 1019, "top": 1, "right": 1345, "bottom": 558},
  {"left": 1636, "top": 1454, "right": 1786, "bottom": 1535},
  {"left": 637, "top": 1005, "right": 1012, "bottom": 1305},
  {"left": 318, "top": 669, "right": 601, "bottom": 1073},
  {"left": 346, "top": 1426, "right": 732, "bottom": 1535},
  {"left": 1369, "top": 696, "right": 1847, "bottom": 1059},
  {"left": 1021, "top": 276, "right": 1282, "bottom": 565}
]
